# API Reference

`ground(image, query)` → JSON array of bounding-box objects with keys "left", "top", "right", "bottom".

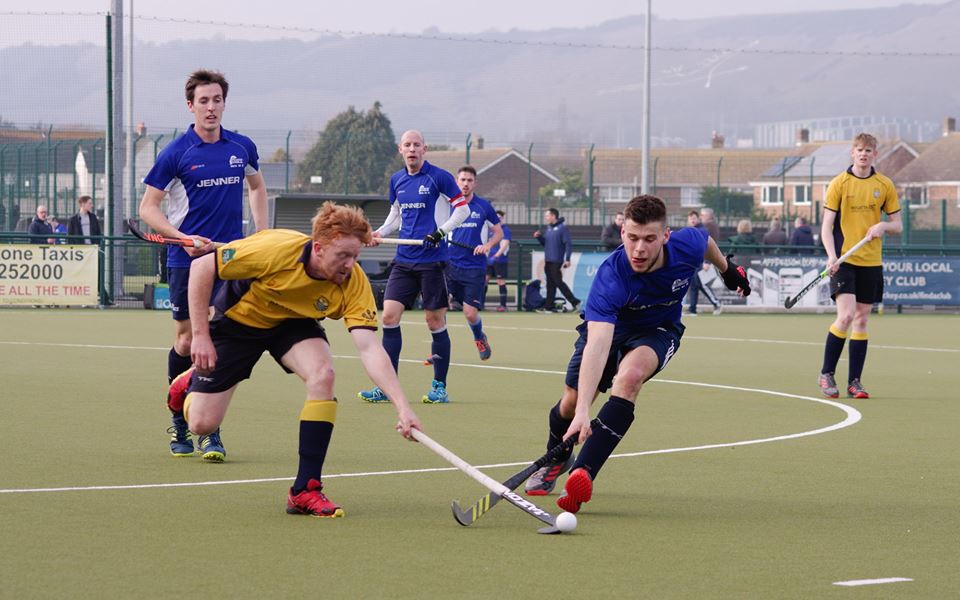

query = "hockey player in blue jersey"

[
  {"left": 446, "top": 166, "right": 503, "bottom": 360},
  {"left": 523, "top": 195, "right": 751, "bottom": 513},
  {"left": 358, "top": 130, "right": 470, "bottom": 404},
  {"left": 139, "top": 69, "right": 268, "bottom": 460}
]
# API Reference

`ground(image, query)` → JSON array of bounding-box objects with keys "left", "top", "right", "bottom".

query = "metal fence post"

[
  {"left": 284, "top": 130, "right": 291, "bottom": 193},
  {"left": 587, "top": 144, "right": 595, "bottom": 225},
  {"left": 465, "top": 132, "right": 472, "bottom": 166}
]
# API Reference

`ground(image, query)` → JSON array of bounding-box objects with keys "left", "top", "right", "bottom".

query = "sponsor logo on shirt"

[
  {"left": 672, "top": 278, "right": 688, "bottom": 292},
  {"left": 190, "top": 164, "right": 205, "bottom": 170},
  {"left": 315, "top": 296, "right": 330, "bottom": 312},
  {"left": 361, "top": 309, "right": 377, "bottom": 322},
  {"left": 418, "top": 185, "right": 431, "bottom": 195},
  {"left": 400, "top": 202, "right": 427, "bottom": 210},
  {"left": 221, "top": 248, "right": 236, "bottom": 264},
  {"left": 197, "top": 176, "right": 242, "bottom": 188},
  {"left": 229, "top": 155, "right": 245, "bottom": 168}
]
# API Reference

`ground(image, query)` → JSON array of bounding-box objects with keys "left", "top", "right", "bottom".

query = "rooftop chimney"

[
  {"left": 943, "top": 117, "right": 956, "bottom": 136},
  {"left": 796, "top": 128, "right": 810, "bottom": 145},
  {"left": 711, "top": 131, "right": 725, "bottom": 149}
]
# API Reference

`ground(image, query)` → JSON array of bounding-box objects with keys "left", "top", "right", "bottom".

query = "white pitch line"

[
  {"left": 833, "top": 577, "right": 913, "bottom": 587},
  {"left": 0, "top": 375, "right": 861, "bottom": 495}
]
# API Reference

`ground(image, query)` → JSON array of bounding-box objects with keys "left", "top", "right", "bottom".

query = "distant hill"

[{"left": 3, "top": 1, "right": 958, "bottom": 149}]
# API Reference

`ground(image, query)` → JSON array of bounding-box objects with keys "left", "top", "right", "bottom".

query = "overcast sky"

[{"left": 4, "top": 0, "right": 953, "bottom": 34}]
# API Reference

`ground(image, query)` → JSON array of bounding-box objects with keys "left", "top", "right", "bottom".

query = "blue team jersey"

[
  {"left": 584, "top": 227, "right": 709, "bottom": 331},
  {"left": 144, "top": 125, "right": 259, "bottom": 268},
  {"left": 388, "top": 161, "right": 465, "bottom": 264},
  {"left": 449, "top": 195, "right": 500, "bottom": 269},
  {"left": 489, "top": 224, "right": 511, "bottom": 264}
]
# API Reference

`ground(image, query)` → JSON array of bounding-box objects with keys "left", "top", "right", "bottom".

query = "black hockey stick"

[
  {"left": 125, "top": 218, "right": 223, "bottom": 248},
  {"left": 784, "top": 236, "right": 870, "bottom": 309},
  {"left": 412, "top": 429, "right": 566, "bottom": 534},
  {"left": 451, "top": 421, "right": 597, "bottom": 526},
  {"left": 376, "top": 237, "right": 480, "bottom": 251}
]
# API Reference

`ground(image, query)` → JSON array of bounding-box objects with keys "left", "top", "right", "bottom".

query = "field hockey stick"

[
  {"left": 784, "top": 235, "right": 871, "bottom": 309},
  {"left": 376, "top": 237, "right": 478, "bottom": 251},
  {"left": 411, "top": 429, "right": 564, "bottom": 534},
  {"left": 451, "top": 420, "right": 598, "bottom": 527},
  {"left": 125, "top": 218, "right": 223, "bottom": 249}
]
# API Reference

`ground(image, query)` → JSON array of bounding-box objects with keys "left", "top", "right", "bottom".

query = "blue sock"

[
  {"left": 431, "top": 327, "right": 451, "bottom": 383},
  {"left": 382, "top": 325, "right": 402, "bottom": 373},
  {"left": 468, "top": 318, "right": 484, "bottom": 341},
  {"left": 573, "top": 396, "right": 635, "bottom": 482},
  {"left": 167, "top": 348, "right": 192, "bottom": 385}
]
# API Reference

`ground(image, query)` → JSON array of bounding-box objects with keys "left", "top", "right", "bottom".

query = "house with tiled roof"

[
  {"left": 749, "top": 140, "right": 919, "bottom": 222},
  {"left": 425, "top": 148, "right": 559, "bottom": 208},
  {"left": 892, "top": 133, "right": 960, "bottom": 228}
]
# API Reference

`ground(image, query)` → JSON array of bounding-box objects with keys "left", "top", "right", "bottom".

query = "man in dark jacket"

[
  {"left": 600, "top": 212, "right": 624, "bottom": 250},
  {"left": 534, "top": 208, "right": 580, "bottom": 312},
  {"left": 67, "top": 195, "right": 102, "bottom": 244},
  {"left": 790, "top": 216, "right": 816, "bottom": 254},
  {"left": 28, "top": 205, "right": 54, "bottom": 244}
]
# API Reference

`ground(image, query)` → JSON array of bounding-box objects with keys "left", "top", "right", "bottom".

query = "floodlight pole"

[{"left": 640, "top": 0, "right": 652, "bottom": 194}]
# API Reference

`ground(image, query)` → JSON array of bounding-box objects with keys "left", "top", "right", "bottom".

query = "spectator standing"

[
  {"left": 67, "top": 195, "right": 102, "bottom": 244},
  {"left": 684, "top": 210, "right": 722, "bottom": 316},
  {"left": 726, "top": 219, "right": 758, "bottom": 251},
  {"left": 762, "top": 218, "right": 788, "bottom": 249},
  {"left": 28, "top": 205, "right": 54, "bottom": 244},
  {"left": 534, "top": 208, "right": 580, "bottom": 313},
  {"left": 700, "top": 207, "right": 720, "bottom": 241},
  {"left": 790, "top": 216, "right": 816, "bottom": 254},
  {"left": 600, "top": 212, "right": 624, "bottom": 250}
]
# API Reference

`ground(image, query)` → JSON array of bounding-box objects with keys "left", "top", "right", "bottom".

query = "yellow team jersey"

[
  {"left": 213, "top": 229, "right": 379, "bottom": 330},
  {"left": 824, "top": 167, "right": 900, "bottom": 267}
]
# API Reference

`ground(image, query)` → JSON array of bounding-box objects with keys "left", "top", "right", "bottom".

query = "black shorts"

[
  {"left": 384, "top": 261, "right": 449, "bottom": 310},
  {"left": 564, "top": 321, "right": 684, "bottom": 393},
  {"left": 190, "top": 317, "right": 328, "bottom": 394},
  {"left": 829, "top": 263, "right": 884, "bottom": 304},
  {"left": 486, "top": 262, "right": 508, "bottom": 279}
]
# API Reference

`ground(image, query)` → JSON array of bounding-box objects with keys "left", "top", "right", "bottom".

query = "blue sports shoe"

[
  {"left": 422, "top": 379, "right": 450, "bottom": 404},
  {"left": 197, "top": 428, "right": 226, "bottom": 462},
  {"left": 167, "top": 412, "right": 194, "bottom": 457},
  {"left": 358, "top": 387, "right": 390, "bottom": 403},
  {"left": 475, "top": 333, "right": 492, "bottom": 361}
]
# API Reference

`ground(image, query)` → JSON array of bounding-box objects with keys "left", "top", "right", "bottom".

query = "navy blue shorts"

[
  {"left": 384, "top": 262, "right": 449, "bottom": 310},
  {"left": 446, "top": 265, "right": 486, "bottom": 309},
  {"left": 486, "top": 262, "right": 508, "bottom": 279},
  {"left": 564, "top": 321, "right": 684, "bottom": 393},
  {"left": 190, "top": 317, "right": 329, "bottom": 394},
  {"left": 829, "top": 263, "right": 884, "bottom": 304},
  {"left": 168, "top": 266, "right": 223, "bottom": 322}
]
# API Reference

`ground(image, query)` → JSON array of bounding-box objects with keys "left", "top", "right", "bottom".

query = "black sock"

[
  {"left": 848, "top": 337, "right": 868, "bottom": 382},
  {"left": 293, "top": 400, "right": 336, "bottom": 493},
  {"left": 498, "top": 285, "right": 507, "bottom": 307},
  {"left": 573, "top": 396, "right": 635, "bottom": 482},
  {"left": 547, "top": 402, "right": 573, "bottom": 459},
  {"left": 168, "top": 348, "right": 192, "bottom": 385},
  {"left": 821, "top": 327, "right": 847, "bottom": 375},
  {"left": 431, "top": 328, "right": 451, "bottom": 383}
]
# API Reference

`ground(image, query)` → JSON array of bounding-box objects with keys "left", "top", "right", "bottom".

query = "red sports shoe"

[
  {"left": 287, "top": 479, "right": 344, "bottom": 518},
  {"left": 556, "top": 468, "right": 593, "bottom": 514},
  {"left": 167, "top": 367, "right": 194, "bottom": 413},
  {"left": 847, "top": 378, "right": 870, "bottom": 399}
]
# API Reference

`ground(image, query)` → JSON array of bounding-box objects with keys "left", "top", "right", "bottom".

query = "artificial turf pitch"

[{"left": 1, "top": 309, "right": 957, "bottom": 598}]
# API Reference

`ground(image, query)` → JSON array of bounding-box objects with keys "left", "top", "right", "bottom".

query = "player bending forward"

[
  {"left": 524, "top": 195, "right": 751, "bottom": 513},
  {"left": 167, "top": 202, "right": 421, "bottom": 517}
]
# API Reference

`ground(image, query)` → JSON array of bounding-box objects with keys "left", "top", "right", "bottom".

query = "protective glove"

[
  {"left": 423, "top": 229, "right": 445, "bottom": 249},
  {"left": 720, "top": 255, "right": 751, "bottom": 296}
]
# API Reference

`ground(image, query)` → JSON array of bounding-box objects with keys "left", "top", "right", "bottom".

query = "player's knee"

[
  {"left": 615, "top": 365, "right": 649, "bottom": 396},
  {"left": 558, "top": 387, "right": 578, "bottom": 417},
  {"left": 304, "top": 366, "right": 336, "bottom": 398},
  {"left": 174, "top": 333, "right": 192, "bottom": 355},
  {"left": 834, "top": 314, "right": 854, "bottom": 331},
  {"left": 188, "top": 414, "right": 219, "bottom": 436}
]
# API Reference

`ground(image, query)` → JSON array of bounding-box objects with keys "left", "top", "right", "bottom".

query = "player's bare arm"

[
  {"left": 867, "top": 211, "right": 902, "bottom": 240},
  {"left": 565, "top": 320, "right": 615, "bottom": 444},
  {"left": 187, "top": 253, "right": 218, "bottom": 373},
  {"left": 478, "top": 222, "right": 504, "bottom": 255},
  {"left": 821, "top": 210, "right": 840, "bottom": 274},
  {"left": 351, "top": 328, "right": 421, "bottom": 438},
  {"left": 138, "top": 184, "right": 215, "bottom": 257},
  {"left": 246, "top": 171, "right": 269, "bottom": 232}
]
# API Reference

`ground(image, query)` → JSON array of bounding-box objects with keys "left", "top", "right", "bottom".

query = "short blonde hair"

[
  {"left": 310, "top": 202, "right": 372, "bottom": 245},
  {"left": 736, "top": 219, "right": 752, "bottom": 235},
  {"left": 852, "top": 132, "right": 878, "bottom": 149}
]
